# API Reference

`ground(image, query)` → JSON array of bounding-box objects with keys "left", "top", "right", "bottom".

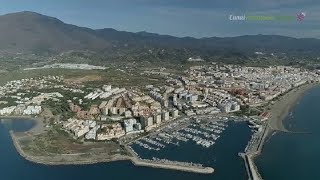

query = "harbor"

[
  {"left": 130, "top": 119, "right": 228, "bottom": 150},
  {"left": 6, "top": 112, "right": 258, "bottom": 178},
  {"left": 126, "top": 115, "right": 251, "bottom": 176},
  {"left": 129, "top": 116, "right": 231, "bottom": 153},
  {"left": 126, "top": 116, "right": 232, "bottom": 174},
  {"left": 1, "top": 116, "right": 252, "bottom": 179}
]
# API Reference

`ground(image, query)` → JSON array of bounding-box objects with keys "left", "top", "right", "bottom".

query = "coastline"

[
  {"left": 256, "top": 83, "right": 317, "bottom": 156},
  {"left": 6, "top": 83, "right": 315, "bottom": 177},
  {"left": 9, "top": 130, "right": 214, "bottom": 174},
  {"left": 244, "top": 83, "right": 318, "bottom": 180},
  {"left": 0, "top": 115, "right": 47, "bottom": 135},
  {"left": 10, "top": 130, "right": 132, "bottom": 165},
  {"left": 267, "top": 83, "right": 318, "bottom": 132}
]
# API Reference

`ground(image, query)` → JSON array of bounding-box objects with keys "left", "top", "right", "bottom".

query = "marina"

[
  {"left": 1, "top": 117, "right": 253, "bottom": 179},
  {"left": 126, "top": 115, "right": 251, "bottom": 174},
  {"left": 130, "top": 116, "right": 230, "bottom": 152}
]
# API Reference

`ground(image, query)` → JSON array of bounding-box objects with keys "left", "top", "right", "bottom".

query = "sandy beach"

[
  {"left": 267, "top": 83, "right": 318, "bottom": 132},
  {"left": 245, "top": 83, "right": 319, "bottom": 180}
]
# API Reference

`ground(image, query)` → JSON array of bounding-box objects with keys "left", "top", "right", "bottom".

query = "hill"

[
  {"left": 0, "top": 11, "right": 110, "bottom": 55},
  {"left": 0, "top": 11, "right": 319, "bottom": 67}
]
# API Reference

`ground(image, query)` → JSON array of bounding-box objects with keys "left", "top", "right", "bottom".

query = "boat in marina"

[{"left": 130, "top": 118, "right": 230, "bottom": 154}]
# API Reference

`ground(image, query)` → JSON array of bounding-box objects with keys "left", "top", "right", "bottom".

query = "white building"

[
  {"left": 0, "top": 106, "right": 16, "bottom": 115},
  {"left": 23, "top": 106, "right": 42, "bottom": 115}
]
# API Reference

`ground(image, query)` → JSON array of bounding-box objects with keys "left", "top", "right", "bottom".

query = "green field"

[{"left": 0, "top": 68, "right": 167, "bottom": 88}]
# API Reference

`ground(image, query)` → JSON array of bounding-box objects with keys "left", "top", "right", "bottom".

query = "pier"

[
  {"left": 241, "top": 123, "right": 269, "bottom": 180},
  {"left": 239, "top": 153, "right": 262, "bottom": 180},
  {"left": 239, "top": 153, "right": 253, "bottom": 180}
]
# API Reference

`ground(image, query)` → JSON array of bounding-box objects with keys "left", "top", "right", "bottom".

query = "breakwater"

[
  {"left": 126, "top": 144, "right": 214, "bottom": 174},
  {"left": 130, "top": 157, "right": 214, "bottom": 174},
  {"left": 240, "top": 124, "right": 268, "bottom": 180}
]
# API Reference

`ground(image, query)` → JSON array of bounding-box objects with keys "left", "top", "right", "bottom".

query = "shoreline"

[
  {"left": 244, "top": 83, "right": 318, "bottom": 180},
  {"left": 6, "top": 82, "right": 315, "bottom": 177},
  {"left": 267, "top": 83, "right": 318, "bottom": 132},
  {"left": 1, "top": 115, "right": 47, "bottom": 135},
  {"left": 10, "top": 130, "right": 131, "bottom": 165},
  {"left": 9, "top": 130, "right": 214, "bottom": 174}
]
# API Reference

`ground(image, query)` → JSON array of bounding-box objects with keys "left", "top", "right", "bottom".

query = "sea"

[
  {"left": 0, "top": 119, "right": 251, "bottom": 180},
  {"left": 256, "top": 85, "right": 320, "bottom": 179},
  {"left": 1, "top": 86, "right": 319, "bottom": 180}
]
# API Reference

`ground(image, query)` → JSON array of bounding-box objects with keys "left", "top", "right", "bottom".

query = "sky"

[{"left": 0, "top": 0, "right": 319, "bottom": 38}]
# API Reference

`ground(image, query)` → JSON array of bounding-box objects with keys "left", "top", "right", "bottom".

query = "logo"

[
  {"left": 229, "top": 12, "right": 306, "bottom": 22},
  {"left": 296, "top": 12, "right": 306, "bottom": 21}
]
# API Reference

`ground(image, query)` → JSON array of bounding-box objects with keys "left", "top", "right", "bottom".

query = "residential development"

[{"left": 1, "top": 64, "right": 319, "bottom": 142}]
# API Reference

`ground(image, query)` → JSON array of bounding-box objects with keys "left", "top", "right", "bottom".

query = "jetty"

[
  {"left": 130, "top": 157, "right": 214, "bottom": 174},
  {"left": 125, "top": 145, "right": 214, "bottom": 174},
  {"left": 240, "top": 123, "right": 269, "bottom": 180},
  {"left": 239, "top": 153, "right": 262, "bottom": 180}
]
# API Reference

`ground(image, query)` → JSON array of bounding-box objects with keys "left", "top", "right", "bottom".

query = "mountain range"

[{"left": 0, "top": 11, "right": 319, "bottom": 65}]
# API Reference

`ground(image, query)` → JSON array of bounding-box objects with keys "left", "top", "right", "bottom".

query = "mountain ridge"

[{"left": 0, "top": 11, "right": 319, "bottom": 60}]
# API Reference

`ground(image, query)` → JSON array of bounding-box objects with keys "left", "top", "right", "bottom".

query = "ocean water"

[
  {"left": 256, "top": 85, "right": 320, "bottom": 179},
  {"left": 4, "top": 84, "right": 318, "bottom": 180},
  {"left": 0, "top": 119, "right": 252, "bottom": 180}
]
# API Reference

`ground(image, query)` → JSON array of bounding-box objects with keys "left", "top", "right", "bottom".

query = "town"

[{"left": 0, "top": 64, "right": 319, "bottom": 143}]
